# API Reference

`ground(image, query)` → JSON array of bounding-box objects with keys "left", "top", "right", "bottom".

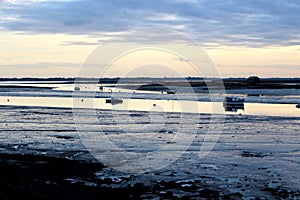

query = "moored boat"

[
  {"left": 223, "top": 96, "right": 245, "bottom": 105},
  {"left": 223, "top": 96, "right": 245, "bottom": 112}
]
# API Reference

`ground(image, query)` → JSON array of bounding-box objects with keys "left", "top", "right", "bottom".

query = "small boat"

[
  {"left": 247, "top": 93, "right": 260, "bottom": 97},
  {"left": 223, "top": 96, "right": 245, "bottom": 105},
  {"left": 296, "top": 103, "right": 300, "bottom": 109},
  {"left": 167, "top": 91, "right": 176, "bottom": 94},
  {"left": 223, "top": 96, "right": 245, "bottom": 112},
  {"left": 106, "top": 97, "right": 123, "bottom": 105}
]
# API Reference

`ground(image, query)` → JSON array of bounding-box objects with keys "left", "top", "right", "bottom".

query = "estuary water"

[
  {"left": 0, "top": 82, "right": 299, "bottom": 117},
  {"left": 0, "top": 95, "right": 299, "bottom": 117}
]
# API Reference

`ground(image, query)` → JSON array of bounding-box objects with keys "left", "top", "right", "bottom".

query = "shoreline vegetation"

[{"left": 0, "top": 76, "right": 299, "bottom": 90}]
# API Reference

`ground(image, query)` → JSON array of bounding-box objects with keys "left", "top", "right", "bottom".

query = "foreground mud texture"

[{"left": 0, "top": 105, "right": 299, "bottom": 199}]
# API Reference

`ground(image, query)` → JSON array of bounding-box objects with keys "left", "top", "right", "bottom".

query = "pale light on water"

[
  {"left": 244, "top": 103, "right": 300, "bottom": 117},
  {"left": 0, "top": 96, "right": 299, "bottom": 117}
]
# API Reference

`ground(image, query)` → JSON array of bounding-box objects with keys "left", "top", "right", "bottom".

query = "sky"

[{"left": 0, "top": 0, "right": 300, "bottom": 78}]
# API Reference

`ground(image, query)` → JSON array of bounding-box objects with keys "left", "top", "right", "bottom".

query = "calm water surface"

[{"left": 0, "top": 96, "right": 299, "bottom": 117}]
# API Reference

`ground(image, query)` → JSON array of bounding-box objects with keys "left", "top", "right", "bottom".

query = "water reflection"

[
  {"left": 0, "top": 96, "right": 299, "bottom": 117},
  {"left": 224, "top": 105, "right": 245, "bottom": 112},
  {"left": 105, "top": 98, "right": 123, "bottom": 105}
]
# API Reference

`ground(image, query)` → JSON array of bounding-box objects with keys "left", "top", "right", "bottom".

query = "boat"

[
  {"left": 223, "top": 96, "right": 245, "bottom": 105},
  {"left": 105, "top": 97, "right": 123, "bottom": 105},
  {"left": 296, "top": 103, "right": 300, "bottom": 109},
  {"left": 223, "top": 96, "right": 245, "bottom": 112}
]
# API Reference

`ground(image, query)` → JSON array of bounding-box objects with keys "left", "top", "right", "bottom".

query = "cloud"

[
  {"left": 172, "top": 57, "right": 190, "bottom": 62},
  {"left": 0, "top": 61, "right": 81, "bottom": 77},
  {"left": 60, "top": 41, "right": 99, "bottom": 46},
  {"left": 218, "top": 64, "right": 300, "bottom": 78},
  {"left": 0, "top": 62, "right": 79, "bottom": 69},
  {"left": 1, "top": 0, "right": 300, "bottom": 47}
]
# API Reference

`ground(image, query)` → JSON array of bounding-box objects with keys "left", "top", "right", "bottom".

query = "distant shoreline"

[
  {"left": 0, "top": 77, "right": 299, "bottom": 90},
  {"left": 1, "top": 77, "right": 300, "bottom": 82}
]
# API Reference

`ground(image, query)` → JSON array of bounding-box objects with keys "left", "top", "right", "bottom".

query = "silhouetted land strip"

[
  {"left": 0, "top": 77, "right": 299, "bottom": 90},
  {"left": 0, "top": 85, "right": 55, "bottom": 89}
]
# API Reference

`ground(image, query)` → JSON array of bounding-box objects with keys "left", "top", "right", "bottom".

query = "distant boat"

[
  {"left": 167, "top": 90, "right": 176, "bottom": 94},
  {"left": 223, "top": 96, "right": 245, "bottom": 112},
  {"left": 247, "top": 93, "right": 260, "bottom": 97},
  {"left": 223, "top": 96, "right": 245, "bottom": 105},
  {"left": 105, "top": 97, "right": 123, "bottom": 105},
  {"left": 296, "top": 103, "right": 300, "bottom": 109}
]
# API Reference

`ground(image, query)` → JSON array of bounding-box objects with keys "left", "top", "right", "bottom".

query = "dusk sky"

[{"left": 1, "top": 0, "right": 300, "bottom": 78}]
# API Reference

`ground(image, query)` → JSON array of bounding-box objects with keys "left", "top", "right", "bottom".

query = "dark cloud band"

[{"left": 1, "top": 0, "right": 300, "bottom": 47}]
